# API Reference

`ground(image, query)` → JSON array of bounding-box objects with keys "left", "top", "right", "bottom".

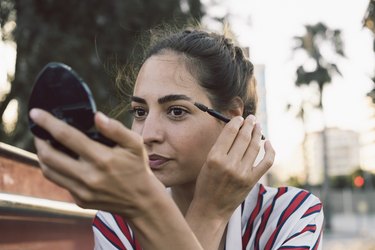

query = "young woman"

[{"left": 30, "top": 28, "right": 323, "bottom": 250}]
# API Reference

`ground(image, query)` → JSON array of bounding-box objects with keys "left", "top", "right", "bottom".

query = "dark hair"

[
  {"left": 143, "top": 28, "right": 258, "bottom": 117},
  {"left": 117, "top": 29, "right": 258, "bottom": 117}
]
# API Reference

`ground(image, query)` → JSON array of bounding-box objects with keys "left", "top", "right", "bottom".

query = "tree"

[
  {"left": 363, "top": 0, "right": 375, "bottom": 103},
  {"left": 0, "top": 0, "right": 15, "bottom": 41},
  {"left": 0, "top": 0, "right": 203, "bottom": 151},
  {"left": 292, "top": 22, "right": 345, "bottom": 230},
  {"left": 0, "top": 0, "right": 16, "bottom": 132}
]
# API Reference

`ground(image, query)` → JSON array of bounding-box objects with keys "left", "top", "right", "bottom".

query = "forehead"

[{"left": 133, "top": 52, "right": 210, "bottom": 103}]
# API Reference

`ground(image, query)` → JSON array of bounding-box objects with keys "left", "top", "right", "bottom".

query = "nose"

[{"left": 139, "top": 112, "right": 165, "bottom": 146}]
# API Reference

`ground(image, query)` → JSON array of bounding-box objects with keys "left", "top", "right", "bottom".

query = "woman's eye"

[
  {"left": 130, "top": 107, "right": 148, "bottom": 119},
  {"left": 167, "top": 106, "right": 188, "bottom": 119}
]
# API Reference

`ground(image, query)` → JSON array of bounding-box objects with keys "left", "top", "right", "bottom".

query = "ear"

[{"left": 226, "top": 96, "right": 244, "bottom": 118}]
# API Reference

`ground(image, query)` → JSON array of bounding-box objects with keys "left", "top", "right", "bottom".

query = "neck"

[
  {"left": 171, "top": 182, "right": 196, "bottom": 215},
  {"left": 171, "top": 182, "right": 228, "bottom": 250}
]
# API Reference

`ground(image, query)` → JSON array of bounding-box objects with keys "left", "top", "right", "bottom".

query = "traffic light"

[{"left": 353, "top": 175, "right": 365, "bottom": 188}]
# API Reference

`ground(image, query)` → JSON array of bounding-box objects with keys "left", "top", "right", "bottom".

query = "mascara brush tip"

[{"left": 194, "top": 102, "right": 208, "bottom": 112}]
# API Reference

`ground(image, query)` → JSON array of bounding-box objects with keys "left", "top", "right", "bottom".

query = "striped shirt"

[{"left": 93, "top": 183, "right": 323, "bottom": 250}]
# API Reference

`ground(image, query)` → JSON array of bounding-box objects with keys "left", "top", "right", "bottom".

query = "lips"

[{"left": 148, "top": 154, "right": 170, "bottom": 169}]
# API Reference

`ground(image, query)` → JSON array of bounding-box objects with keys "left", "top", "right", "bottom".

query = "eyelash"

[
  {"left": 167, "top": 106, "right": 189, "bottom": 120},
  {"left": 129, "top": 106, "right": 148, "bottom": 120},
  {"left": 129, "top": 106, "right": 190, "bottom": 121}
]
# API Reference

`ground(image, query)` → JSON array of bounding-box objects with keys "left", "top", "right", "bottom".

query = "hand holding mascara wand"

[{"left": 194, "top": 102, "right": 266, "bottom": 140}]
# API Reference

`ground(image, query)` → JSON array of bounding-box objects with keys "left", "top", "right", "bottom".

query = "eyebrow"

[{"left": 131, "top": 94, "right": 192, "bottom": 105}]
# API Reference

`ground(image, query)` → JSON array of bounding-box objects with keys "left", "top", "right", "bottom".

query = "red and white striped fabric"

[{"left": 93, "top": 183, "right": 323, "bottom": 250}]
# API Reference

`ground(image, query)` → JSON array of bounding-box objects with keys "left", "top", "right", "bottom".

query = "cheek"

[
  {"left": 131, "top": 122, "right": 142, "bottom": 135},
  {"left": 174, "top": 124, "right": 222, "bottom": 165}
]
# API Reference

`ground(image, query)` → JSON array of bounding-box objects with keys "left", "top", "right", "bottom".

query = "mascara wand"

[
  {"left": 194, "top": 102, "right": 230, "bottom": 123},
  {"left": 194, "top": 102, "right": 265, "bottom": 140}
]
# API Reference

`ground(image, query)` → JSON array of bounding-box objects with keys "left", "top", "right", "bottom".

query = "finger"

[
  {"left": 209, "top": 116, "right": 244, "bottom": 154},
  {"left": 95, "top": 111, "right": 149, "bottom": 151},
  {"left": 35, "top": 137, "right": 83, "bottom": 188},
  {"left": 252, "top": 140, "right": 275, "bottom": 179},
  {"left": 39, "top": 160, "right": 80, "bottom": 194},
  {"left": 34, "top": 137, "right": 85, "bottom": 180},
  {"left": 38, "top": 160, "right": 95, "bottom": 208},
  {"left": 34, "top": 137, "right": 102, "bottom": 205},
  {"left": 227, "top": 115, "right": 256, "bottom": 161},
  {"left": 30, "top": 108, "right": 106, "bottom": 160},
  {"left": 241, "top": 122, "right": 262, "bottom": 164}
]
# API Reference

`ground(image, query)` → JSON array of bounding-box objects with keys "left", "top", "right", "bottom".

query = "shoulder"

[
  {"left": 241, "top": 183, "right": 323, "bottom": 249},
  {"left": 242, "top": 183, "right": 322, "bottom": 218}
]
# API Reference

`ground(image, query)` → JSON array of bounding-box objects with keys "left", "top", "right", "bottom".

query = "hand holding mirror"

[{"left": 28, "top": 62, "right": 116, "bottom": 157}]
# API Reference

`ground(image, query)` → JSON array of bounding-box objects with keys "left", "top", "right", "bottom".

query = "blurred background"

[{"left": 1, "top": 0, "right": 375, "bottom": 249}]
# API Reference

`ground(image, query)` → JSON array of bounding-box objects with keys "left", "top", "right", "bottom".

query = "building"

[
  {"left": 305, "top": 128, "right": 360, "bottom": 185},
  {"left": 360, "top": 97, "right": 375, "bottom": 173},
  {"left": 254, "top": 64, "right": 269, "bottom": 139},
  {"left": 253, "top": 64, "right": 270, "bottom": 184}
]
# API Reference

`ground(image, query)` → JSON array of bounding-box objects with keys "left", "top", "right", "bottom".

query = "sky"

[{"left": 201, "top": 0, "right": 375, "bottom": 178}]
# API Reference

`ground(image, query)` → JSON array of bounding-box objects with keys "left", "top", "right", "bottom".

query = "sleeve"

[
  {"left": 92, "top": 211, "right": 142, "bottom": 250},
  {"left": 278, "top": 202, "right": 324, "bottom": 250},
  {"left": 269, "top": 190, "right": 324, "bottom": 250},
  {"left": 241, "top": 185, "right": 324, "bottom": 250}
]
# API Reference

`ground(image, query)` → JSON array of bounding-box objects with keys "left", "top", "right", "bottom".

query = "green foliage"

[
  {"left": 368, "top": 87, "right": 375, "bottom": 104},
  {"left": 363, "top": 0, "right": 375, "bottom": 34},
  {"left": 0, "top": 0, "right": 203, "bottom": 151},
  {"left": 293, "top": 22, "right": 344, "bottom": 108},
  {"left": 286, "top": 176, "right": 304, "bottom": 188},
  {"left": 0, "top": 0, "right": 16, "bottom": 41},
  {"left": 330, "top": 175, "right": 351, "bottom": 189},
  {"left": 363, "top": 0, "right": 375, "bottom": 103}
]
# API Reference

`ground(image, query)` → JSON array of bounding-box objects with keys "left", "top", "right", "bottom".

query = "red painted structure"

[{"left": 0, "top": 143, "right": 95, "bottom": 250}]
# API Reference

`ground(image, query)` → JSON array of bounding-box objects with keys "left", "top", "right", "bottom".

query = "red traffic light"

[{"left": 353, "top": 176, "right": 365, "bottom": 188}]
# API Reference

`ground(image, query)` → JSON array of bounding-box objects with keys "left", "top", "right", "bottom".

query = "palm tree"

[
  {"left": 292, "top": 22, "right": 345, "bottom": 230},
  {"left": 363, "top": 0, "right": 375, "bottom": 102}
]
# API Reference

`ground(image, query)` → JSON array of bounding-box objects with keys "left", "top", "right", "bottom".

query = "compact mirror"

[{"left": 28, "top": 62, "right": 115, "bottom": 157}]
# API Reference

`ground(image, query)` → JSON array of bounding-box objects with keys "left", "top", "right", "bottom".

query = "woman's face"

[{"left": 131, "top": 52, "right": 224, "bottom": 188}]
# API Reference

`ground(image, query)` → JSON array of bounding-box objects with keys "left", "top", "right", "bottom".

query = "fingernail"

[
  {"left": 236, "top": 116, "right": 244, "bottom": 123},
  {"left": 255, "top": 122, "right": 260, "bottom": 129},
  {"left": 29, "top": 109, "right": 40, "bottom": 120},
  {"left": 97, "top": 112, "right": 109, "bottom": 124},
  {"left": 246, "top": 115, "right": 256, "bottom": 124}
]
